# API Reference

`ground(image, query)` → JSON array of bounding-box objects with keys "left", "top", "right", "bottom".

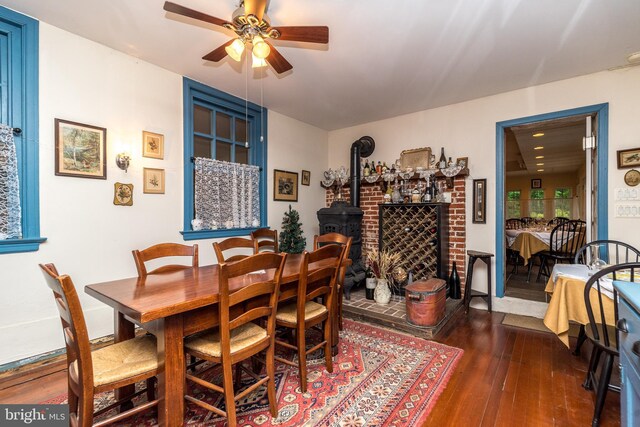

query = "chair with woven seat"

[
  {"left": 213, "top": 237, "right": 255, "bottom": 263},
  {"left": 251, "top": 228, "right": 279, "bottom": 253},
  {"left": 313, "top": 232, "right": 352, "bottom": 331},
  {"left": 274, "top": 244, "right": 343, "bottom": 392},
  {"left": 132, "top": 242, "right": 198, "bottom": 277},
  {"left": 39, "top": 263, "right": 159, "bottom": 427},
  {"left": 536, "top": 219, "right": 587, "bottom": 282},
  {"left": 183, "top": 252, "right": 287, "bottom": 427},
  {"left": 582, "top": 262, "right": 640, "bottom": 427}
]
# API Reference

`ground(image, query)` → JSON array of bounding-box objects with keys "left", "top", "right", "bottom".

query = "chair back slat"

[
  {"left": 251, "top": 228, "right": 279, "bottom": 253},
  {"left": 549, "top": 219, "right": 585, "bottom": 258},
  {"left": 213, "top": 237, "right": 255, "bottom": 263},
  {"left": 547, "top": 217, "right": 569, "bottom": 226},
  {"left": 229, "top": 307, "right": 272, "bottom": 331},
  {"left": 133, "top": 243, "right": 198, "bottom": 277}
]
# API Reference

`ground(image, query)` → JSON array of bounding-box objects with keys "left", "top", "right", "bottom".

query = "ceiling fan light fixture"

[
  {"left": 252, "top": 35, "right": 271, "bottom": 59},
  {"left": 251, "top": 52, "right": 267, "bottom": 68},
  {"left": 225, "top": 38, "right": 245, "bottom": 62}
]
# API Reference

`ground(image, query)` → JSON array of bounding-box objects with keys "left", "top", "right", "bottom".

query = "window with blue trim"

[
  {"left": 0, "top": 6, "right": 45, "bottom": 254},
  {"left": 182, "top": 78, "right": 267, "bottom": 240}
]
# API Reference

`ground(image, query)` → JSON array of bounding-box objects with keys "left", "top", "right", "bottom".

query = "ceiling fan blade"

[
  {"left": 244, "top": 0, "right": 268, "bottom": 22},
  {"left": 273, "top": 26, "right": 329, "bottom": 44},
  {"left": 265, "top": 43, "right": 293, "bottom": 74},
  {"left": 202, "top": 40, "right": 235, "bottom": 62},
  {"left": 163, "top": 1, "right": 230, "bottom": 27}
]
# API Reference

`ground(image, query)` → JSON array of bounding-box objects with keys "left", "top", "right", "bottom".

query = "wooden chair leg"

[
  {"left": 146, "top": 377, "right": 156, "bottom": 402},
  {"left": 338, "top": 290, "right": 344, "bottom": 331},
  {"left": 266, "top": 345, "right": 278, "bottom": 417},
  {"left": 79, "top": 389, "right": 94, "bottom": 427},
  {"left": 592, "top": 353, "right": 614, "bottom": 427},
  {"left": 297, "top": 325, "right": 308, "bottom": 392},
  {"left": 222, "top": 360, "right": 237, "bottom": 427},
  {"left": 324, "top": 320, "right": 333, "bottom": 373},
  {"left": 234, "top": 362, "right": 243, "bottom": 390}
]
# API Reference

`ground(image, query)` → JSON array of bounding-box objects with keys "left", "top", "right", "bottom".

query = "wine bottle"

[
  {"left": 448, "top": 157, "right": 453, "bottom": 167},
  {"left": 363, "top": 161, "right": 370, "bottom": 176},
  {"left": 439, "top": 147, "right": 447, "bottom": 169},
  {"left": 376, "top": 161, "right": 382, "bottom": 174},
  {"left": 449, "top": 262, "right": 461, "bottom": 299},
  {"left": 382, "top": 161, "right": 388, "bottom": 173}
]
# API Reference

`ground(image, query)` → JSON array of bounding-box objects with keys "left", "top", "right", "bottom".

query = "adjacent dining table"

[
  {"left": 543, "top": 264, "right": 615, "bottom": 348},
  {"left": 506, "top": 228, "right": 551, "bottom": 266},
  {"left": 85, "top": 253, "right": 342, "bottom": 427}
]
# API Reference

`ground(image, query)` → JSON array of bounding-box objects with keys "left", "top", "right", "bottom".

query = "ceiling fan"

[{"left": 163, "top": 0, "right": 329, "bottom": 74}]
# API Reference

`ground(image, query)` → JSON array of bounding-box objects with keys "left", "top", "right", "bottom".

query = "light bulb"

[
  {"left": 252, "top": 35, "right": 271, "bottom": 59},
  {"left": 251, "top": 52, "right": 267, "bottom": 68},
  {"left": 225, "top": 38, "right": 245, "bottom": 62}
]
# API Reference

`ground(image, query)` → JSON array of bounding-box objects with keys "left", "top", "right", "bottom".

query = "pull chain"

[{"left": 245, "top": 47, "right": 249, "bottom": 148}]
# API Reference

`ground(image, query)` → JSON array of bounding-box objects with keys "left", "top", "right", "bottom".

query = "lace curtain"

[
  {"left": 194, "top": 158, "right": 260, "bottom": 230},
  {"left": 0, "top": 124, "right": 22, "bottom": 239}
]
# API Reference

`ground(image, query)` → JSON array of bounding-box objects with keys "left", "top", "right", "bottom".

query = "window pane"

[
  {"left": 235, "top": 145, "right": 249, "bottom": 164},
  {"left": 554, "top": 188, "right": 572, "bottom": 218},
  {"left": 194, "top": 136, "right": 212, "bottom": 158},
  {"left": 236, "top": 117, "right": 248, "bottom": 143},
  {"left": 194, "top": 105, "right": 212, "bottom": 134},
  {"left": 506, "top": 190, "right": 521, "bottom": 218},
  {"left": 216, "top": 112, "right": 231, "bottom": 139},
  {"left": 216, "top": 140, "right": 231, "bottom": 162}
]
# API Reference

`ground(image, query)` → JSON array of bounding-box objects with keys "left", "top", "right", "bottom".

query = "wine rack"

[{"left": 379, "top": 203, "right": 450, "bottom": 291}]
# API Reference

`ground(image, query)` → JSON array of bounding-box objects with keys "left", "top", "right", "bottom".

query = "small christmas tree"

[{"left": 279, "top": 205, "right": 306, "bottom": 253}]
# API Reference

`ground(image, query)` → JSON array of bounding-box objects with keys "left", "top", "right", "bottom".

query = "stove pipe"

[{"left": 349, "top": 136, "right": 375, "bottom": 207}]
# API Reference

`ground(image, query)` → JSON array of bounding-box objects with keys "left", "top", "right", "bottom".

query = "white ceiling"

[{"left": 1, "top": 0, "right": 639, "bottom": 130}]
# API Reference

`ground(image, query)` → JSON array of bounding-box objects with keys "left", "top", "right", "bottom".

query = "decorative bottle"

[
  {"left": 439, "top": 147, "right": 447, "bottom": 169},
  {"left": 449, "top": 262, "right": 461, "bottom": 299},
  {"left": 448, "top": 157, "right": 454, "bottom": 167},
  {"left": 363, "top": 161, "right": 370, "bottom": 176},
  {"left": 382, "top": 162, "right": 388, "bottom": 173},
  {"left": 376, "top": 161, "right": 382, "bottom": 174}
]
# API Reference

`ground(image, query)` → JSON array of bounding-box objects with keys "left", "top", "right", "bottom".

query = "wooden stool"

[{"left": 464, "top": 250, "right": 494, "bottom": 313}]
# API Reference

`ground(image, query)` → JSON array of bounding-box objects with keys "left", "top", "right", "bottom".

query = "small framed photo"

[
  {"left": 473, "top": 179, "right": 486, "bottom": 224},
  {"left": 301, "top": 170, "right": 311, "bottom": 186},
  {"left": 55, "top": 119, "right": 107, "bottom": 179},
  {"left": 142, "top": 131, "right": 164, "bottom": 159},
  {"left": 456, "top": 157, "right": 468, "bottom": 168},
  {"left": 113, "top": 182, "right": 133, "bottom": 206},
  {"left": 143, "top": 168, "right": 165, "bottom": 194},
  {"left": 617, "top": 148, "right": 640, "bottom": 169},
  {"left": 531, "top": 178, "right": 542, "bottom": 189},
  {"left": 273, "top": 169, "right": 298, "bottom": 202}
]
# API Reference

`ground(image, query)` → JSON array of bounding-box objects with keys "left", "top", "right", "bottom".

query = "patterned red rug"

[{"left": 46, "top": 319, "right": 462, "bottom": 426}]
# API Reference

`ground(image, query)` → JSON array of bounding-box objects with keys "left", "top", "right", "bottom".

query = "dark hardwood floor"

[{"left": 0, "top": 308, "right": 620, "bottom": 426}]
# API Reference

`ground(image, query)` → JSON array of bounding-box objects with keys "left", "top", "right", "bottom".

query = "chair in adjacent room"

[
  {"left": 132, "top": 242, "right": 199, "bottom": 277},
  {"left": 582, "top": 262, "right": 640, "bottom": 427},
  {"left": 536, "top": 219, "right": 587, "bottom": 282},
  {"left": 251, "top": 228, "right": 279, "bottom": 253},
  {"left": 574, "top": 240, "right": 640, "bottom": 266},
  {"left": 520, "top": 216, "right": 536, "bottom": 227},
  {"left": 274, "top": 244, "right": 343, "bottom": 392},
  {"left": 313, "top": 232, "right": 352, "bottom": 330},
  {"left": 547, "top": 216, "right": 570, "bottom": 227},
  {"left": 506, "top": 218, "right": 525, "bottom": 230},
  {"left": 183, "top": 253, "right": 286, "bottom": 427},
  {"left": 213, "top": 237, "right": 255, "bottom": 263},
  {"left": 39, "top": 263, "right": 159, "bottom": 427}
]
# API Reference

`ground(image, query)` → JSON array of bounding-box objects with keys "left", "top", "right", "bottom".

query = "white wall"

[
  {"left": 0, "top": 23, "right": 328, "bottom": 366},
  {"left": 328, "top": 66, "right": 640, "bottom": 316}
]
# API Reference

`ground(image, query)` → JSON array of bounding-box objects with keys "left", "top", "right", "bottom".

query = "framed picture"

[
  {"left": 456, "top": 157, "right": 468, "bottom": 168},
  {"left": 55, "top": 119, "right": 107, "bottom": 179},
  {"left": 301, "top": 170, "right": 311, "bottom": 186},
  {"left": 143, "top": 168, "right": 165, "bottom": 194},
  {"left": 142, "top": 131, "right": 164, "bottom": 159},
  {"left": 617, "top": 148, "right": 640, "bottom": 169},
  {"left": 531, "top": 178, "right": 542, "bottom": 189},
  {"left": 113, "top": 182, "right": 133, "bottom": 206},
  {"left": 273, "top": 169, "right": 298, "bottom": 202},
  {"left": 473, "top": 179, "right": 486, "bottom": 224}
]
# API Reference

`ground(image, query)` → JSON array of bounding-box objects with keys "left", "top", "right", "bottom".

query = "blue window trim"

[
  {"left": 0, "top": 7, "right": 46, "bottom": 254},
  {"left": 495, "top": 103, "right": 608, "bottom": 297},
  {"left": 181, "top": 77, "right": 267, "bottom": 240}
]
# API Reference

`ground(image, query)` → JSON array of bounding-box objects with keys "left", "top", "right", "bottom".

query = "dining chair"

[
  {"left": 183, "top": 252, "right": 287, "bottom": 427},
  {"left": 574, "top": 240, "right": 640, "bottom": 266},
  {"left": 213, "top": 237, "right": 255, "bottom": 263},
  {"left": 274, "top": 244, "right": 343, "bottom": 392},
  {"left": 536, "top": 219, "right": 587, "bottom": 282},
  {"left": 547, "top": 216, "right": 569, "bottom": 227},
  {"left": 520, "top": 216, "right": 535, "bottom": 227},
  {"left": 132, "top": 242, "right": 198, "bottom": 277},
  {"left": 582, "top": 262, "right": 640, "bottom": 427},
  {"left": 39, "top": 263, "right": 159, "bottom": 427},
  {"left": 313, "top": 232, "right": 352, "bottom": 331},
  {"left": 251, "top": 228, "right": 279, "bottom": 253},
  {"left": 505, "top": 218, "right": 525, "bottom": 230}
]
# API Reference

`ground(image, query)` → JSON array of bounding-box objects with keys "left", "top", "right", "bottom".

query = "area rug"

[
  {"left": 46, "top": 319, "right": 463, "bottom": 426},
  {"left": 502, "top": 313, "right": 581, "bottom": 337}
]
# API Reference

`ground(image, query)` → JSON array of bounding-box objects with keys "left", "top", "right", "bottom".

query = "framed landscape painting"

[
  {"left": 55, "top": 119, "right": 107, "bottom": 179},
  {"left": 617, "top": 147, "right": 640, "bottom": 169},
  {"left": 274, "top": 169, "right": 298, "bottom": 201}
]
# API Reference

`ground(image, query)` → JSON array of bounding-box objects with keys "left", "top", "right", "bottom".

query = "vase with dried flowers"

[{"left": 367, "top": 248, "right": 401, "bottom": 304}]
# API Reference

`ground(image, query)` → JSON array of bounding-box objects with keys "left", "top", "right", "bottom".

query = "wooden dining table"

[{"left": 85, "top": 253, "right": 342, "bottom": 427}]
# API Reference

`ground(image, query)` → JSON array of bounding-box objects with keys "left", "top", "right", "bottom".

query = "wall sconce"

[{"left": 115, "top": 153, "right": 130, "bottom": 173}]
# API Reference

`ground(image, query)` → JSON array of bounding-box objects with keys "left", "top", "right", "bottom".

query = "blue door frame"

[{"left": 495, "top": 103, "right": 609, "bottom": 298}]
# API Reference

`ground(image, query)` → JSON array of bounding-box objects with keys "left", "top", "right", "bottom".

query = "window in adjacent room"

[
  {"left": 554, "top": 188, "right": 572, "bottom": 218},
  {"left": 529, "top": 189, "right": 545, "bottom": 219},
  {"left": 506, "top": 190, "right": 521, "bottom": 218}
]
